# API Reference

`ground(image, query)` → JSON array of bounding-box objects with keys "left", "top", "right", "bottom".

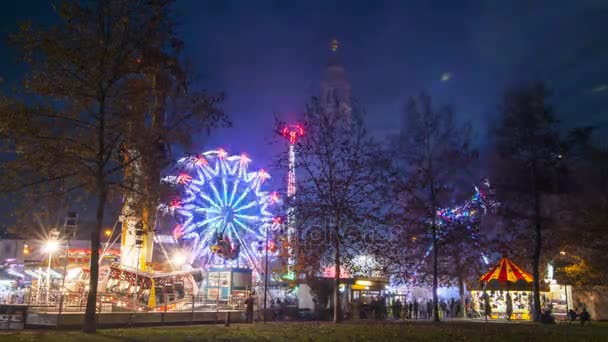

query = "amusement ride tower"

[{"left": 281, "top": 124, "right": 304, "bottom": 272}]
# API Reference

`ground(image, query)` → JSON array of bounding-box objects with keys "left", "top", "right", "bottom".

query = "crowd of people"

[
  {"left": 388, "top": 298, "right": 462, "bottom": 320},
  {"left": 352, "top": 296, "right": 463, "bottom": 320}
]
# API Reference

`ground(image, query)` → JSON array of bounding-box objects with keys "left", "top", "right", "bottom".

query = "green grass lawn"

[{"left": 2, "top": 321, "right": 608, "bottom": 342}]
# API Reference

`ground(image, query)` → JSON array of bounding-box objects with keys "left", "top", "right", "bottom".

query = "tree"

[
  {"left": 394, "top": 92, "right": 475, "bottom": 322},
  {"left": 556, "top": 135, "right": 608, "bottom": 286},
  {"left": 0, "top": 0, "right": 225, "bottom": 333},
  {"left": 493, "top": 82, "right": 564, "bottom": 322},
  {"left": 287, "top": 97, "right": 389, "bottom": 323}
]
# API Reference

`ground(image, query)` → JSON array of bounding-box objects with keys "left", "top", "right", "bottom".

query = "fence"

[{"left": 0, "top": 288, "right": 246, "bottom": 314}]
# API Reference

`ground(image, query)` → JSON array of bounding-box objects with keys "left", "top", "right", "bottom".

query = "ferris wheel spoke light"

[
  {"left": 200, "top": 193, "right": 222, "bottom": 210},
  {"left": 196, "top": 215, "right": 223, "bottom": 228},
  {"left": 232, "top": 218, "right": 258, "bottom": 235},
  {"left": 228, "top": 180, "right": 240, "bottom": 206},
  {"left": 209, "top": 182, "right": 224, "bottom": 206},
  {"left": 222, "top": 178, "right": 229, "bottom": 205},
  {"left": 232, "top": 187, "right": 251, "bottom": 209},
  {"left": 234, "top": 200, "right": 258, "bottom": 212},
  {"left": 234, "top": 214, "right": 259, "bottom": 222}
]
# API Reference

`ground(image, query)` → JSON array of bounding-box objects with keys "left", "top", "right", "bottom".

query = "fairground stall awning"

[{"left": 479, "top": 257, "right": 533, "bottom": 290}]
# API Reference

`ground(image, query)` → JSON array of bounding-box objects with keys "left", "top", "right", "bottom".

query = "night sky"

[{"left": 1, "top": 1, "right": 607, "bottom": 220}]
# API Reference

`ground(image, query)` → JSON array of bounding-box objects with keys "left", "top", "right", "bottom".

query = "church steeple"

[{"left": 320, "top": 38, "right": 351, "bottom": 117}]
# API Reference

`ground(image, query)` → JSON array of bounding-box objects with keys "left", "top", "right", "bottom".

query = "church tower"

[{"left": 320, "top": 39, "right": 352, "bottom": 117}]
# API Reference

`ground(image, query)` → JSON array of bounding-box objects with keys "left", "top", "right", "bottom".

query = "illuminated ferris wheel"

[{"left": 161, "top": 149, "right": 280, "bottom": 268}]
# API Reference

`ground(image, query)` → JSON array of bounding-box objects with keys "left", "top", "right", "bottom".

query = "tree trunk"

[
  {"left": 84, "top": 97, "right": 106, "bottom": 334},
  {"left": 531, "top": 166, "right": 542, "bottom": 322},
  {"left": 532, "top": 216, "right": 542, "bottom": 322},
  {"left": 432, "top": 223, "right": 440, "bottom": 322},
  {"left": 333, "top": 232, "right": 341, "bottom": 323},
  {"left": 83, "top": 183, "right": 105, "bottom": 333},
  {"left": 458, "top": 274, "right": 466, "bottom": 318}
]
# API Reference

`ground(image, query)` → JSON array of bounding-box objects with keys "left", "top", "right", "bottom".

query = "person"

[
  {"left": 483, "top": 293, "right": 492, "bottom": 321},
  {"left": 370, "top": 297, "right": 378, "bottom": 320},
  {"left": 568, "top": 308, "right": 578, "bottom": 323},
  {"left": 580, "top": 307, "right": 590, "bottom": 326},
  {"left": 426, "top": 300, "right": 432, "bottom": 320},
  {"left": 244, "top": 291, "right": 255, "bottom": 323},
  {"left": 392, "top": 299, "right": 402, "bottom": 319},
  {"left": 413, "top": 299, "right": 419, "bottom": 319},
  {"left": 506, "top": 293, "right": 513, "bottom": 320},
  {"left": 540, "top": 307, "right": 555, "bottom": 324},
  {"left": 408, "top": 301, "right": 413, "bottom": 319}
]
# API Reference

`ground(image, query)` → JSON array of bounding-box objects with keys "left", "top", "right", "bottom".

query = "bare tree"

[
  {"left": 394, "top": 92, "right": 475, "bottom": 322},
  {"left": 287, "top": 97, "right": 389, "bottom": 323},
  {"left": 493, "top": 82, "right": 566, "bottom": 322}
]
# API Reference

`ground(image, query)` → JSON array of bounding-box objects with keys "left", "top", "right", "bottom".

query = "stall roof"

[{"left": 480, "top": 257, "right": 533, "bottom": 283}]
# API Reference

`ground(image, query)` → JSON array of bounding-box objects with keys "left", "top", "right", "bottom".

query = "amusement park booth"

[
  {"left": 205, "top": 267, "right": 252, "bottom": 303},
  {"left": 471, "top": 256, "right": 546, "bottom": 320},
  {"left": 350, "top": 276, "right": 389, "bottom": 319}
]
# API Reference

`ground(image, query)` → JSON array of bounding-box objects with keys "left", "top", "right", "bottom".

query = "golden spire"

[{"left": 331, "top": 38, "right": 339, "bottom": 53}]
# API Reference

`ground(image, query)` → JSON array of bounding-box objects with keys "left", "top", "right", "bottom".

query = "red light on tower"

[{"left": 282, "top": 124, "right": 304, "bottom": 144}]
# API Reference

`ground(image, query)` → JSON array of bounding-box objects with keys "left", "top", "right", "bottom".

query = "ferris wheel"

[{"left": 161, "top": 149, "right": 280, "bottom": 268}]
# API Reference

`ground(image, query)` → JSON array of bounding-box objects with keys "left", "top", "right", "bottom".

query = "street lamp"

[
  {"left": 44, "top": 235, "right": 60, "bottom": 303},
  {"left": 104, "top": 229, "right": 112, "bottom": 238},
  {"left": 172, "top": 251, "right": 187, "bottom": 270}
]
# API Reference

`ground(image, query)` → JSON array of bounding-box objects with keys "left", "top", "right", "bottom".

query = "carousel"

[{"left": 471, "top": 256, "right": 539, "bottom": 320}]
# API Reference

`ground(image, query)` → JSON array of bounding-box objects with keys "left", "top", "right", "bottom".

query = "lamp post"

[{"left": 44, "top": 229, "right": 60, "bottom": 303}]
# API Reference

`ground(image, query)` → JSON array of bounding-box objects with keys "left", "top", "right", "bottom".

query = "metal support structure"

[{"left": 263, "top": 225, "right": 269, "bottom": 323}]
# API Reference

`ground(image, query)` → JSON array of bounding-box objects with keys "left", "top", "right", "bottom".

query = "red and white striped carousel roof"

[{"left": 480, "top": 257, "right": 533, "bottom": 283}]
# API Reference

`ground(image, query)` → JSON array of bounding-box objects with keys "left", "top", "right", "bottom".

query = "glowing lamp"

[
  {"left": 43, "top": 240, "right": 59, "bottom": 253},
  {"left": 104, "top": 229, "right": 112, "bottom": 237},
  {"left": 172, "top": 251, "right": 187, "bottom": 267}
]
